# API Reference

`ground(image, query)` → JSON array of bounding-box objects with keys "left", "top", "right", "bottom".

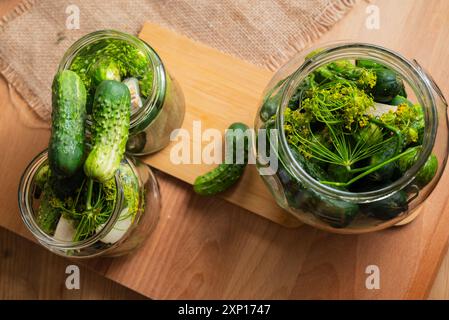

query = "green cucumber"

[
  {"left": 193, "top": 122, "right": 249, "bottom": 195},
  {"left": 34, "top": 164, "right": 50, "bottom": 190},
  {"left": 391, "top": 95, "right": 413, "bottom": 107},
  {"left": 397, "top": 146, "right": 438, "bottom": 187},
  {"left": 260, "top": 92, "right": 281, "bottom": 121},
  {"left": 36, "top": 181, "right": 62, "bottom": 235},
  {"left": 84, "top": 80, "right": 131, "bottom": 182},
  {"left": 307, "top": 191, "right": 359, "bottom": 228},
  {"left": 372, "top": 68, "right": 404, "bottom": 103},
  {"left": 49, "top": 70, "right": 87, "bottom": 177},
  {"left": 193, "top": 163, "right": 246, "bottom": 196},
  {"left": 364, "top": 190, "right": 408, "bottom": 220},
  {"left": 368, "top": 137, "right": 401, "bottom": 181},
  {"left": 355, "top": 59, "right": 407, "bottom": 102},
  {"left": 90, "top": 58, "right": 121, "bottom": 86},
  {"left": 355, "top": 59, "right": 385, "bottom": 70}
]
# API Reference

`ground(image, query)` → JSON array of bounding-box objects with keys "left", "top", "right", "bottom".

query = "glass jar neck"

[
  {"left": 130, "top": 37, "right": 167, "bottom": 133},
  {"left": 276, "top": 43, "right": 438, "bottom": 203},
  {"left": 18, "top": 150, "right": 129, "bottom": 251},
  {"left": 58, "top": 29, "right": 167, "bottom": 134}
]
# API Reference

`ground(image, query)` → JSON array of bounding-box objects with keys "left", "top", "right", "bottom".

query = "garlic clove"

[{"left": 53, "top": 216, "right": 76, "bottom": 242}]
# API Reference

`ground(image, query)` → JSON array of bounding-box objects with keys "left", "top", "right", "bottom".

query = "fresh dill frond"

[
  {"left": 70, "top": 178, "right": 117, "bottom": 242},
  {"left": 282, "top": 64, "right": 410, "bottom": 187}
]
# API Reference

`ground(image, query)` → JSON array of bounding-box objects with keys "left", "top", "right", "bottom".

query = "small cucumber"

[
  {"left": 364, "top": 190, "right": 408, "bottom": 220},
  {"left": 391, "top": 95, "right": 413, "bottom": 107},
  {"left": 36, "top": 181, "right": 62, "bottom": 235},
  {"left": 84, "top": 80, "right": 131, "bottom": 182},
  {"left": 193, "top": 122, "right": 249, "bottom": 195},
  {"left": 193, "top": 163, "right": 246, "bottom": 196},
  {"left": 372, "top": 68, "right": 404, "bottom": 103},
  {"left": 368, "top": 138, "right": 399, "bottom": 181},
  {"left": 397, "top": 146, "right": 438, "bottom": 188},
  {"left": 33, "top": 164, "right": 50, "bottom": 199},
  {"left": 260, "top": 92, "right": 281, "bottom": 121},
  {"left": 355, "top": 59, "right": 385, "bottom": 70},
  {"left": 90, "top": 58, "right": 121, "bottom": 87},
  {"left": 307, "top": 191, "right": 359, "bottom": 228},
  {"left": 34, "top": 164, "right": 50, "bottom": 190},
  {"left": 49, "top": 70, "right": 87, "bottom": 177}
]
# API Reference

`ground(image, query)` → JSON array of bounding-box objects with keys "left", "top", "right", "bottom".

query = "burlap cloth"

[{"left": 0, "top": 0, "right": 356, "bottom": 121}]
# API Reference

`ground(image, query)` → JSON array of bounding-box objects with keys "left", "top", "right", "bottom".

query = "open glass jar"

[
  {"left": 18, "top": 150, "right": 160, "bottom": 258},
  {"left": 58, "top": 30, "right": 185, "bottom": 155},
  {"left": 255, "top": 43, "right": 448, "bottom": 234}
]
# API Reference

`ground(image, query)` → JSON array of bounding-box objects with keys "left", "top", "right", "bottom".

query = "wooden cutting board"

[
  {"left": 2, "top": 0, "right": 449, "bottom": 300},
  {"left": 139, "top": 22, "right": 301, "bottom": 227}
]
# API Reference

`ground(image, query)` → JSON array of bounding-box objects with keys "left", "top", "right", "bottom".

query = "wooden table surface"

[
  {"left": 0, "top": 227, "right": 145, "bottom": 299},
  {"left": 1, "top": 0, "right": 449, "bottom": 299}
]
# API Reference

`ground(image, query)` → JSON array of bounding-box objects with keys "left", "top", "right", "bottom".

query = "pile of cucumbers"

[
  {"left": 49, "top": 70, "right": 130, "bottom": 183},
  {"left": 40, "top": 67, "right": 249, "bottom": 239},
  {"left": 31, "top": 69, "right": 132, "bottom": 240},
  {"left": 50, "top": 71, "right": 250, "bottom": 196},
  {"left": 259, "top": 57, "right": 439, "bottom": 228}
]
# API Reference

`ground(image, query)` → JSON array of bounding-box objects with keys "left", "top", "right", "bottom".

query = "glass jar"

[
  {"left": 58, "top": 30, "right": 185, "bottom": 155},
  {"left": 255, "top": 43, "right": 448, "bottom": 234},
  {"left": 18, "top": 150, "right": 161, "bottom": 258}
]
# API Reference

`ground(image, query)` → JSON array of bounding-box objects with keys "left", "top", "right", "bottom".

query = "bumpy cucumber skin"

[
  {"left": 49, "top": 70, "right": 87, "bottom": 177},
  {"left": 90, "top": 58, "right": 121, "bottom": 86},
  {"left": 194, "top": 164, "right": 246, "bottom": 195},
  {"left": 36, "top": 181, "right": 62, "bottom": 235},
  {"left": 193, "top": 122, "right": 249, "bottom": 196},
  {"left": 84, "top": 80, "right": 130, "bottom": 182}
]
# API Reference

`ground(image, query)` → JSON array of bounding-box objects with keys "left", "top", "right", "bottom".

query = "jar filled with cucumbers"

[
  {"left": 58, "top": 29, "right": 185, "bottom": 155},
  {"left": 18, "top": 150, "right": 160, "bottom": 258},
  {"left": 255, "top": 43, "right": 448, "bottom": 233},
  {"left": 19, "top": 50, "right": 161, "bottom": 257}
]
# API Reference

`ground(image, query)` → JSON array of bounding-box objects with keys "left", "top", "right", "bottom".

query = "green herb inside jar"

[
  {"left": 69, "top": 39, "right": 153, "bottom": 112},
  {"left": 34, "top": 162, "right": 140, "bottom": 244},
  {"left": 263, "top": 59, "right": 438, "bottom": 225},
  {"left": 272, "top": 59, "right": 436, "bottom": 190}
]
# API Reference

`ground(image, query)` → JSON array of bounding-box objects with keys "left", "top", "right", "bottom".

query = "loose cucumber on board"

[
  {"left": 84, "top": 80, "right": 131, "bottom": 182},
  {"left": 48, "top": 70, "right": 87, "bottom": 177},
  {"left": 193, "top": 122, "right": 250, "bottom": 196}
]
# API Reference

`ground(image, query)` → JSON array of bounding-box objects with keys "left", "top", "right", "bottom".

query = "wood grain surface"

[
  {"left": 139, "top": 22, "right": 301, "bottom": 227},
  {"left": 0, "top": 227, "right": 145, "bottom": 300},
  {"left": 1, "top": 0, "right": 449, "bottom": 299}
]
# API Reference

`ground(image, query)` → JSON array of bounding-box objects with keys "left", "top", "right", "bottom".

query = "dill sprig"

[
  {"left": 283, "top": 75, "right": 406, "bottom": 187},
  {"left": 46, "top": 175, "right": 117, "bottom": 242},
  {"left": 69, "top": 177, "right": 117, "bottom": 242}
]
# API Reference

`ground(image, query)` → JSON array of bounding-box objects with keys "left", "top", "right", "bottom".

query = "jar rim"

[
  {"left": 57, "top": 29, "right": 167, "bottom": 134},
  {"left": 276, "top": 42, "right": 439, "bottom": 202},
  {"left": 17, "top": 149, "right": 128, "bottom": 250}
]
